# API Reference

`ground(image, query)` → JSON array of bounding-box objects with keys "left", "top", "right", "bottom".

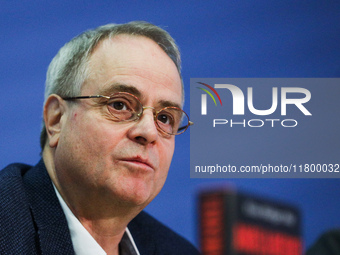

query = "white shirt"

[{"left": 53, "top": 186, "right": 140, "bottom": 255}]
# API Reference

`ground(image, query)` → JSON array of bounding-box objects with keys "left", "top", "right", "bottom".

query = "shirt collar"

[{"left": 53, "top": 185, "right": 140, "bottom": 255}]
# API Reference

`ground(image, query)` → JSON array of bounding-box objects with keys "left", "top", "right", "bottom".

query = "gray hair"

[{"left": 40, "top": 21, "right": 182, "bottom": 150}]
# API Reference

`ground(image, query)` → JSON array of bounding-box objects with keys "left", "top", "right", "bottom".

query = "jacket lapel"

[
  {"left": 128, "top": 212, "right": 157, "bottom": 255},
  {"left": 23, "top": 160, "right": 75, "bottom": 255}
]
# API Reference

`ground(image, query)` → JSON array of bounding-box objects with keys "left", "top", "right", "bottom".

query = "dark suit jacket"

[
  {"left": 306, "top": 230, "right": 340, "bottom": 255},
  {"left": 0, "top": 160, "right": 200, "bottom": 255}
]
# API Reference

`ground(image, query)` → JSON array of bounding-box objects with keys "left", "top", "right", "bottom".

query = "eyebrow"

[
  {"left": 158, "top": 100, "right": 182, "bottom": 110},
  {"left": 100, "top": 83, "right": 182, "bottom": 109},
  {"left": 100, "top": 83, "right": 142, "bottom": 99}
]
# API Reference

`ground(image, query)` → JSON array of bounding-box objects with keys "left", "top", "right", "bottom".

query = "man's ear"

[{"left": 43, "top": 94, "right": 67, "bottom": 148}]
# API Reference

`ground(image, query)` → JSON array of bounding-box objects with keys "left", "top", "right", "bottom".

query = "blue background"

[{"left": 1, "top": 1, "right": 340, "bottom": 252}]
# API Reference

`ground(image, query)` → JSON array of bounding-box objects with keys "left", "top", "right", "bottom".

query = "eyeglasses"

[{"left": 63, "top": 92, "right": 193, "bottom": 135}]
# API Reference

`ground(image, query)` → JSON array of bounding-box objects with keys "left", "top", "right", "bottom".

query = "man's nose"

[{"left": 127, "top": 109, "right": 159, "bottom": 145}]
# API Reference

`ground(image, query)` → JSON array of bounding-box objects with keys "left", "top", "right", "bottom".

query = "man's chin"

[{"left": 110, "top": 180, "right": 156, "bottom": 208}]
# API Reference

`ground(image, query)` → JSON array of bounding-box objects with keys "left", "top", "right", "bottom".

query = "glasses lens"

[
  {"left": 156, "top": 107, "right": 189, "bottom": 135},
  {"left": 107, "top": 93, "right": 142, "bottom": 121}
]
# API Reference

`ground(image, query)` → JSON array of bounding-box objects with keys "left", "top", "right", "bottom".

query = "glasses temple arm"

[{"left": 178, "top": 121, "right": 194, "bottom": 132}]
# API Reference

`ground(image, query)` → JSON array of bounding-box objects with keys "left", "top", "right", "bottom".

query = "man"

[
  {"left": 0, "top": 21, "right": 197, "bottom": 255},
  {"left": 306, "top": 229, "right": 340, "bottom": 255}
]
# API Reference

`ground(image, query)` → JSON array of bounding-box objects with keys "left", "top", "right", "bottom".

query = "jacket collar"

[{"left": 23, "top": 159, "right": 75, "bottom": 254}]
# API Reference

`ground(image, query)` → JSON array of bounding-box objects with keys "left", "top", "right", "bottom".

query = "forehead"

[{"left": 83, "top": 34, "right": 183, "bottom": 106}]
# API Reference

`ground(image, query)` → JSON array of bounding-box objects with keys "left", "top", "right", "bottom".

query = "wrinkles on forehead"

[{"left": 82, "top": 35, "right": 183, "bottom": 107}]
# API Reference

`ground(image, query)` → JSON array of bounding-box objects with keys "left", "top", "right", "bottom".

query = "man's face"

[{"left": 52, "top": 35, "right": 182, "bottom": 209}]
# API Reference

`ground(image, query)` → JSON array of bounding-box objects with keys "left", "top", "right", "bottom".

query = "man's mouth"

[{"left": 120, "top": 156, "right": 155, "bottom": 171}]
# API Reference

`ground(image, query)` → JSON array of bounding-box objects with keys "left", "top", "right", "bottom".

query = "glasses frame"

[{"left": 62, "top": 92, "right": 193, "bottom": 135}]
